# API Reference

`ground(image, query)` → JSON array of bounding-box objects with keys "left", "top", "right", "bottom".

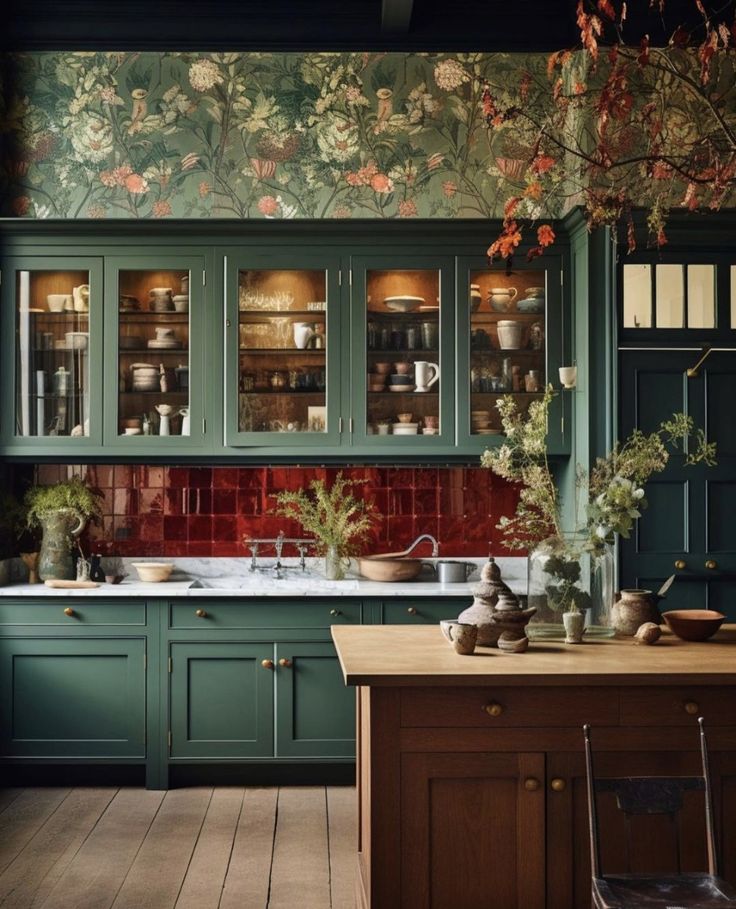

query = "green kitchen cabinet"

[
  {"left": 381, "top": 598, "right": 471, "bottom": 624},
  {"left": 169, "top": 641, "right": 274, "bottom": 759},
  {"left": 274, "top": 641, "right": 355, "bottom": 758},
  {"left": 0, "top": 637, "right": 146, "bottom": 759}
]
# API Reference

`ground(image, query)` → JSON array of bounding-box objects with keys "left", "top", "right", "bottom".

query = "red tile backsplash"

[{"left": 34, "top": 464, "right": 519, "bottom": 558}]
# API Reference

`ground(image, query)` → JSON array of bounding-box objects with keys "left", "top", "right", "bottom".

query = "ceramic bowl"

[
  {"left": 391, "top": 423, "right": 419, "bottom": 435},
  {"left": 662, "top": 609, "right": 726, "bottom": 642},
  {"left": 389, "top": 385, "right": 414, "bottom": 393},
  {"left": 393, "top": 363, "right": 413, "bottom": 375},
  {"left": 123, "top": 427, "right": 142, "bottom": 435},
  {"left": 369, "top": 383, "right": 387, "bottom": 392},
  {"left": 397, "top": 412, "right": 413, "bottom": 423},
  {"left": 131, "top": 561, "right": 174, "bottom": 583},
  {"left": 389, "top": 374, "right": 413, "bottom": 385},
  {"left": 65, "top": 332, "right": 89, "bottom": 350},
  {"left": 373, "top": 363, "right": 392, "bottom": 375},
  {"left": 47, "top": 294, "right": 71, "bottom": 312},
  {"left": 384, "top": 295, "right": 424, "bottom": 313}
]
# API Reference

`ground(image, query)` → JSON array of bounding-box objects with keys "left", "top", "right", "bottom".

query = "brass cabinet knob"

[
  {"left": 63, "top": 607, "right": 75, "bottom": 617},
  {"left": 407, "top": 607, "right": 418, "bottom": 615},
  {"left": 261, "top": 659, "right": 274, "bottom": 670},
  {"left": 524, "top": 778, "right": 540, "bottom": 791},
  {"left": 278, "top": 658, "right": 293, "bottom": 668},
  {"left": 675, "top": 559, "right": 687, "bottom": 570},
  {"left": 484, "top": 702, "right": 504, "bottom": 718},
  {"left": 550, "top": 778, "right": 567, "bottom": 792},
  {"left": 705, "top": 559, "right": 717, "bottom": 570},
  {"left": 329, "top": 609, "right": 341, "bottom": 617},
  {"left": 195, "top": 609, "right": 207, "bottom": 618},
  {"left": 684, "top": 701, "right": 700, "bottom": 716}
]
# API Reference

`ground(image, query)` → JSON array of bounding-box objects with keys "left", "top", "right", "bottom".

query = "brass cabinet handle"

[
  {"left": 407, "top": 607, "right": 418, "bottom": 615},
  {"left": 550, "top": 778, "right": 567, "bottom": 792},
  {"left": 261, "top": 659, "right": 274, "bottom": 670},
  {"left": 705, "top": 559, "right": 717, "bottom": 570},
  {"left": 684, "top": 701, "right": 700, "bottom": 716},
  {"left": 195, "top": 609, "right": 207, "bottom": 618},
  {"left": 524, "top": 778, "right": 540, "bottom": 791},
  {"left": 329, "top": 609, "right": 341, "bottom": 616},
  {"left": 483, "top": 702, "right": 504, "bottom": 718},
  {"left": 279, "top": 658, "right": 293, "bottom": 668},
  {"left": 63, "top": 607, "right": 75, "bottom": 617},
  {"left": 675, "top": 559, "right": 686, "bottom": 570}
]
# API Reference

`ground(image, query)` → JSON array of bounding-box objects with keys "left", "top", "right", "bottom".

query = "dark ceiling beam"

[{"left": 381, "top": 0, "right": 414, "bottom": 33}]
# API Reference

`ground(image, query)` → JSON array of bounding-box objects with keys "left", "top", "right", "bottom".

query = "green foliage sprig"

[
  {"left": 271, "top": 472, "right": 379, "bottom": 557},
  {"left": 24, "top": 477, "right": 103, "bottom": 529}
]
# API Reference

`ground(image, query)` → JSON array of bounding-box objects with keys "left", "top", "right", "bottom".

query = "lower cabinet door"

[
  {"left": 275, "top": 642, "right": 355, "bottom": 759},
  {"left": 400, "top": 751, "right": 546, "bottom": 909},
  {"left": 0, "top": 637, "right": 145, "bottom": 758},
  {"left": 169, "top": 642, "right": 273, "bottom": 759}
]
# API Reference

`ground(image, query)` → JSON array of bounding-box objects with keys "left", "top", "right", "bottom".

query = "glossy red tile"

[
  {"left": 139, "top": 488, "right": 164, "bottom": 515},
  {"left": 188, "top": 515, "right": 212, "bottom": 541},
  {"left": 213, "top": 468, "right": 239, "bottom": 488},
  {"left": 212, "top": 489, "right": 237, "bottom": 515}
]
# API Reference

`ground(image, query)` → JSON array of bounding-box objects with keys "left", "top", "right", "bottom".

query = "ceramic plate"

[
  {"left": 389, "top": 385, "right": 415, "bottom": 392},
  {"left": 147, "top": 339, "right": 182, "bottom": 349},
  {"left": 384, "top": 295, "right": 424, "bottom": 312}
]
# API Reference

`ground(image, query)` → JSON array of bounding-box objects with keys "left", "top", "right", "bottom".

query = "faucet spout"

[{"left": 411, "top": 534, "right": 439, "bottom": 558}]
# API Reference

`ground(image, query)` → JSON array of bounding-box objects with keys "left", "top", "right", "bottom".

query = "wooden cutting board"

[{"left": 44, "top": 580, "right": 100, "bottom": 589}]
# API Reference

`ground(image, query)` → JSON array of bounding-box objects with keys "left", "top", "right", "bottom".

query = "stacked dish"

[
  {"left": 392, "top": 422, "right": 418, "bottom": 435},
  {"left": 384, "top": 295, "right": 424, "bottom": 313},
  {"left": 172, "top": 294, "right": 189, "bottom": 313},
  {"left": 131, "top": 363, "right": 160, "bottom": 391},
  {"left": 389, "top": 374, "right": 414, "bottom": 392}
]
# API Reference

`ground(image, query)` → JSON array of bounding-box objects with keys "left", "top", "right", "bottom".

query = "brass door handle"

[
  {"left": 195, "top": 609, "right": 207, "bottom": 618},
  {"left": 684, "top": 701, "right": 699, "bottom": 716},
  {"left": 524, "top": 778, "right": 540, "bottom": 791},
  {"left": 261, "top": 659, "right": 274, "bottom": 670},
  {"left": 705, "top": 560, "right": 717, "bottom": 570},
  {"left": 483, "top": 702, "right": 504, "bottom": 717},
  {"left": 278, "top": 658, "right": 293, "bottom": 668},
  {"left": 550, "top": 778, "right": 567, "bottom": 792},
  {"left": 329, "top": 609, "right": 341, "bottom": 616},
  {"left": 407, "top": 607, "right": 418, "bottom": 615},
  {"left": 675, "top": 560, "right": 687, "bottom": 570},
  {"left": 63, "top": 607, "right": 75, "bottom": 617}
]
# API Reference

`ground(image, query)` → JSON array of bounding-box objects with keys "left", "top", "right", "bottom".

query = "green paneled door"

[
  {"left": 169, "top": 642, "right": 273, "bottom": 759},
  {"left": 275, "top": 642, "right": 355, "bottom": 758},
  {"left": 0, "top": 638, "right": 145, "bottom": 758}
]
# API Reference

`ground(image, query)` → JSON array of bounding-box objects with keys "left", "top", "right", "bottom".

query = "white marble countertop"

[{"left": 0, "top": 557, "right": 527, "bottom": 599}]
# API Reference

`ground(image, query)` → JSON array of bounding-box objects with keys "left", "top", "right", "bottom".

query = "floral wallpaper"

[{"left": 0, "top": 51, "right": 558, "bottom": 220}]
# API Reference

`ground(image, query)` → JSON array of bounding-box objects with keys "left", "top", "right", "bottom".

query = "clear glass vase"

[
  {"left": 323, "top": 545, "right": 346, "bottom": 581},
  {"left": 527, "top": 535, "right": 615, "bottom": 640}
]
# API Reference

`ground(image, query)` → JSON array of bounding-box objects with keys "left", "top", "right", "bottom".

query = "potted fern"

[{"left": 272, "top": 473, "right": 379, "bottom": 580}]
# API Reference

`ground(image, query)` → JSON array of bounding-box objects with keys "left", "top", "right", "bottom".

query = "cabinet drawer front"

[
  {"left": 0, "top": 600, "right": 146, "bottom": 626},
  {"left": 169, "top": 600, "right": 361, "bottom": 629},
  {"left": 620, "top": 686, "right": 736, "bottom": 726},
  {"left": 383, "top": 600, "right": 469, "bottom": 625},
  {"left": 401, "top": 687, "right": 618, "bottom": 728}
]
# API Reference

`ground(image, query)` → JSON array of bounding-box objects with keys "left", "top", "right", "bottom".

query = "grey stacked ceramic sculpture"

[{"left": 457, "top": 558, "right": 536, "bottom": 649}]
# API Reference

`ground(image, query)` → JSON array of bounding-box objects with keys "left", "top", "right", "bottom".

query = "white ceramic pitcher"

[
  {"left": 414, "top": 361, "right": 439, "bottom": 392},
  {"left": 293, "top": 322, "right": 316, "bottom": 349}
]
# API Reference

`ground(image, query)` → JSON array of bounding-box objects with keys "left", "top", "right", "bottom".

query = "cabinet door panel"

[
  {"left": 275, "top": 642, "right": 354, "bottom": 758},
  {"left": 0, "top": 638, "right": 145, "bottom": 758},
  {"left": 169, "top": 642, "right": 273, "bottom": 759},
  {"left": 401, "top": 752, "right": 545, "bottom": 909},
  {"left": 382, "top": 599, "right": 470, "bottom": 625}
]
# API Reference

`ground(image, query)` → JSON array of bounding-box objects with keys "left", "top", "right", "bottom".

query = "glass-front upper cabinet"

[
  {"left": 0, "top": 256, "right": 104, "bottom": 451},
  {"left": 351, "top": 256, "right": 455, "bottom": 448},
  {"left": 224, "top": 253, "right": 342, "bottom": 448},
  {"left": 103, "top": 255, "right": 207, "bottom": 450},
  {"left": 456, "top": 257, "right": 564, "bottom": 452}
]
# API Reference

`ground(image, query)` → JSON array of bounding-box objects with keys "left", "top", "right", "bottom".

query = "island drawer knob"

[
  {"left": 407, "top": 607, "right": 418, "bottom": 615},
  {"left": 195, "top": 609, "right": 207, "bottom": 618},
  {"left": 261, "top": 659, "right": 274, "bottom": 670},
  {"left": 684, "top": 701, "right": 700, "bottom": 715},
  {"left": 550, "top": 778, "right": 567, "bottom": 792},
  {"left": 705, "top": 559, "right": 717, "bottom": 570},
  {"left": 524, "top": 778, "right": 540, "bottom": 791},
  {"left": 279, "top": 658, "right": 293, "bottom": 668},
  {"left": 330, "top": 609, "right": 341, "bottom": 616},
  {"left": 63, "top": 607, "right": 75, "bottom": 617},
  {"left": 484, "top": 702, "right": 504, "bottom": 717},
  {"left": 675, "top": 559, "right": 687, "bottom": 570}
]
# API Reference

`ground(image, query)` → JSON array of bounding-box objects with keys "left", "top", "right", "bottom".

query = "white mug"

[{"left": 414, "top": 361, "right": 439, "bottom": 392}]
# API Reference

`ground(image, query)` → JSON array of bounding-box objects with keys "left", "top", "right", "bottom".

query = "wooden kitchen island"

[{"left": 332, "top": 625, "right": 736, "bottom": 909}]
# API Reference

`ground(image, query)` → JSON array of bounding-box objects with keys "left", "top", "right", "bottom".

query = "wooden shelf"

[
  {"left": 239, "top": 390, "right": 325, "bottom": 396},
  {"left": 239, "top": 347, "right": 326, "bottom": 354}
]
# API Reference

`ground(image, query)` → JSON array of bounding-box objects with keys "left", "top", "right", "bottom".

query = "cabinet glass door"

[
  {"left": 0, "top": 256, "right": 103, "bottom": 449},
  {"left": 104, "top": 255, "right": 207, "bottom": 449},
  {"left": 351, "top": 256, "right": 455, "bottom": 448},
  {"left": 224, "top": 254, "right": 342, "bottom": 448},
  {"left": 456, "top": 258, "right": 565, "bottom": 452}
]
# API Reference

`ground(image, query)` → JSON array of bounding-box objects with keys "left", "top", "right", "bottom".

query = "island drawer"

[
  {"left": 0, "top": 600, "right": 146, "bottom": 626},
  {"left": 382, "top": 600, "right": 467, "bottom": 625},
  {"left": 169, "top": 600, "right": 362, "bottom": 629},
  {"left": 619, "top": 686, "right": 736, "bottom": 726},
  {"left": 400, "top": 687, "right": 619, "bottom": 728}
]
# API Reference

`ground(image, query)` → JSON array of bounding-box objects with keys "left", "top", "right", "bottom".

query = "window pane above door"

[
  {"left": 655, "top": 265, "right": 684, "bottom": 328},
  {"left": 687, "top": 265, "right": 715, "bottom": 328},
  {"left": 623, "top": 264, "right": 652, "bottom": 328}
]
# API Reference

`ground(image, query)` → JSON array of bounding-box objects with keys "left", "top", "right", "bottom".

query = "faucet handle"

[{"left": 274, "top": 532, "right": 285, "bottom": 560}]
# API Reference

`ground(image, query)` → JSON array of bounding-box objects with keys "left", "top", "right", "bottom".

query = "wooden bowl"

[
  {"left": 662, "top": 609, "right": 726, "bottom": 641},
  {"left": 358, "top": 557, "right": 423, "bottom": 582},
  {"left": 131, "top": 561, "right": 174, "bottom": 583}
]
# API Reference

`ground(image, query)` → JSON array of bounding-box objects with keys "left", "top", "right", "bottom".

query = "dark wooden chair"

[{"left": 584, "top": 718, "right": 736, "bottom": 908}]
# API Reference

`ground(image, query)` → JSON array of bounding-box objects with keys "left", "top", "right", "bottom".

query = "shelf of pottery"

[
  {"left": 14, "top": 270, "right": 92, "bottom": 437},
  {"left": 467, "top": 272, "right": 546, "bottom": 436},
  {"left": 237, "top": 269, "right": 328, "bottom": 434},
  {"left": 117, "top": 272, "right": 190, "bottom": 437},
  {"left": 365, "top": 270, "right": 441, "bottom": 437}
]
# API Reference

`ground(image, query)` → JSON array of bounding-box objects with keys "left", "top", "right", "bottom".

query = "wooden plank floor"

[{"left": 0, "top": 787, "right": 356, "bottom": 909}]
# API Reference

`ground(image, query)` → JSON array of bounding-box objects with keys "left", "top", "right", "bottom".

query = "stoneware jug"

[
  {"left": 38, "top": 511, "right": 86, "bottom": 581},
  {"left": 414, "top": 361, "right": 439, "bottom": 392},
  {"left": 489, "top": 287, "right": 518, "bottom": 312},
  {"left": 72, "top": 284, "right": 90, "bottom": 313},
  {"left": 293, "top": 322, "right": 316, "bottom": 349},
  {"left": 612, "top": 589, "right": 662, "bottom": 635}
]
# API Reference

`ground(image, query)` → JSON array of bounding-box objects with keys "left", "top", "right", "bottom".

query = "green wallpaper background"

[{"left": 0, "top": 51, "right": 559, "bottom": 220}]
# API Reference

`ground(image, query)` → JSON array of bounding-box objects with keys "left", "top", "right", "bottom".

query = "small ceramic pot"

[
  {"left": 612, "top": 589, "right": 661, "bottom": 636},
  {"left": 497, "top": 320, "right": 524, "bottom": 350},
  {"left": 439, "top": 621, "right": 478, "bottom": 655},
  {"left": 563, "top": 609, "right": 585, "bottom": 644}
]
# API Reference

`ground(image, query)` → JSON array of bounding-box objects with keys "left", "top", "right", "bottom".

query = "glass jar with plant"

[
  {"left": 482, "top": 388, "right": 716, "bottom": 638},
  {"left": 25, "top": 477, "right": 104, "bottom": 581},
  {"left": 272, "top": 472, "right": 379, "bottom": 580}
]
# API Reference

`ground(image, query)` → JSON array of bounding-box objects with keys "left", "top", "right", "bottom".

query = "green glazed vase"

[{"left": 38, "top": 511, "right": 86, "bottom": 581}]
